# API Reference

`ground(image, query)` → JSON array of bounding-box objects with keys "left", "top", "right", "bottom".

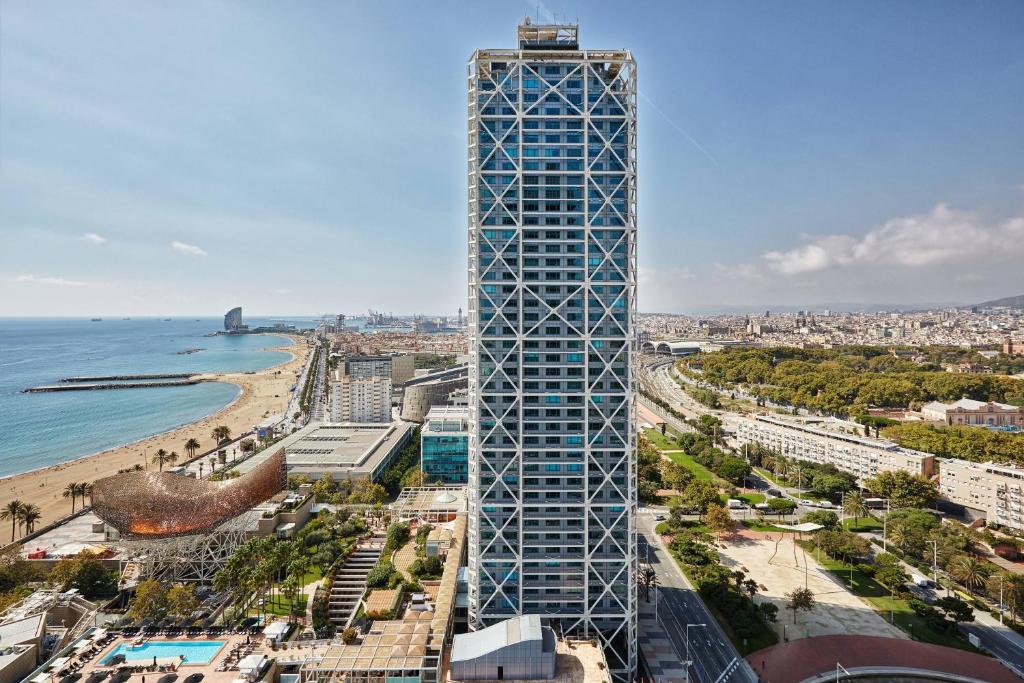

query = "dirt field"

[{"left": 718, "top": 531, "right": 907, "bottom": 642}]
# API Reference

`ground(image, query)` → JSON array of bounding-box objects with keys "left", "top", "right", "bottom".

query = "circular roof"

[{"left": 434, "top": 491, "right": 457, "bottom": 504}]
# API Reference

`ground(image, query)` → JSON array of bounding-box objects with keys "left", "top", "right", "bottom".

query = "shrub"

[{"left": 366, "top": 561, "right": 395, "bottom": 589}]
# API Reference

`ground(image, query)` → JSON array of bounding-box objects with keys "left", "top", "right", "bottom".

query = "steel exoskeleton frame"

[{"left": 467, "top": 28, "right": 637, "bottom": 681}]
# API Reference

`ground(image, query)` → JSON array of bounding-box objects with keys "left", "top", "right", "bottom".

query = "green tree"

[
  {"left": 842, "top": 492, "right": 869, "bottom": 526},
  {"left": 785, "top": 587, "right": 815, "bottom": 623},
  {"left": 152, "top": 448, "right": 173, "bottom": 472},
  {"left": 167, "top": 583, "right": 199, "bottom": 620},
  {"left": 679, "top": 480, "right": 720, "bottom": 519},
  {"left": 0, "top": 501, "right": 24, "bottom": 542},
  {"left": 717, "top": 457, "right": 751, "bottom": 485},
  {"left": 311, "top": 473, "right": 337, "bottom": 502},
  {"left": 705, "top": 504, "right": 733, "bottom": 541},
  {"left": 947, "top": 554, "right": 989, "bottom": 594},
  {"left": 661, "top": 461, "right": 694, "bottom": 492},
  {"left": 865, "top": 470, "right": 938, "bottom": 509},
  {"left": 212, "top": 425, "right": 232, "bottom": 444},
  {"left": 767, "top": 497, "right": 797, "bottom": 521},
  {"left": 800, "top": 510, "right": 840, "bottom": 531},
  {"left": 63, "top": 482, "right": 80, "bottom": 513},
  {"left": 696, "top": 414, "right": 723, "bottom": 438},
  {"left": 19, "top": 504, "right": 41, "bottom": 534},
  {"left": 129, "top": 579, "right": 168, "bottom": 621},
  {"left": 184, "top": 437, "right": 201, "bottom": 459},
  {"left": 934, "top": 595, "right": 974, "bottom": 626}
]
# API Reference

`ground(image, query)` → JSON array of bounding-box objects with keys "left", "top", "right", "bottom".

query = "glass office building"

[
  {"left": 421, "top": 406, "right": 470, "bottom": 484},
  {"left": 466, "top": 20, "right": 637, "bottom": 681}
]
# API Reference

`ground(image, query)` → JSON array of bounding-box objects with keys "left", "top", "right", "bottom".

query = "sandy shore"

[{"left": 0, "top": 335, "right": 312, "bottom": 532}]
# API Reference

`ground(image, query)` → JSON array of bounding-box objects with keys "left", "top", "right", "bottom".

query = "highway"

[
  {"left": 638, "top": 509, "right": 758, "bottom": 683},
  {"left": 639, "top": 353, "right": 1024, "bottom": 676}
]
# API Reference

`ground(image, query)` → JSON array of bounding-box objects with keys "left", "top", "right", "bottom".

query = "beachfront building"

[
  {"left": 331, "top": 355, "right": 393, "bottom": 423},
  {"left": 466, "top": 20, "right": 638, "bottom": 680},
  {"left": 920, "top": 398, "right": 1023, "bottom": 428},
  {"left": 735, "top": 414, "right": 935, "bottom": 483},
  {"left": 421, "top": 406, "right": 470, "bottom": 484},
  {"left": 938, "top": 458, "right": 1024, "bottom": 530},
  {"left": 233, "top": 421, "right": 414, "bottom": 482}
]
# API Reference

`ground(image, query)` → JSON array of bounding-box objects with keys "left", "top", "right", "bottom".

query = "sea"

[{"left": 0, "top": 317, "right": 321, "bottom": 479}]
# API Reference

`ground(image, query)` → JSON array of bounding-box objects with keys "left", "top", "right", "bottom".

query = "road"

[
  {"left": 309, "top": 338, "right": 328, "bottom": 422},
  {"left": 637, "top": 510, "right": 758, "bottom": 683},
  {"left": 862, "top": 532, "right": 1024, "bottom": 673}
]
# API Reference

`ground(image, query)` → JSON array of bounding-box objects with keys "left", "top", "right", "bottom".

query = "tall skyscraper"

[{"left": 466, "top": 20, "right": 637, "bottom": 680}]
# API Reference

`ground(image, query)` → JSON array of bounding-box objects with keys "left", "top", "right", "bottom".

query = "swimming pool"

[{"left": 100, "top": 641, "right": 225, "bottom": 665}]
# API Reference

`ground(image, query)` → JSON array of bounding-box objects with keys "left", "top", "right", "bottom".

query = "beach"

[{"left": 0, "top": 335, "right": 312, "bottom": 532}]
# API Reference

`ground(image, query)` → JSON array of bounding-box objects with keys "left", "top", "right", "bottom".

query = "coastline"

[{"left": 0, "top": 334, "right": 310, "bottom": 533}]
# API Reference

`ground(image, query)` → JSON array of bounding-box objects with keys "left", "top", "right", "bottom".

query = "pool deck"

[{"left": 62, "top": 631, "right": 302, "bottom": 683}]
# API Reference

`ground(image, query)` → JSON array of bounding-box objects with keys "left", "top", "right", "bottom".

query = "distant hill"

[{"left": 975, "top": 294, "right": 1024, "bottom": 309}]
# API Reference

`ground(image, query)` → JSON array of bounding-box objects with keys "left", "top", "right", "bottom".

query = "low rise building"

[
  {"left": 235, "top": 421, "right": 414, "bottom": 482},
  {"left": 920, "top": 398, "right": 1023, "bottom": 427},
  {"left": 735, "top": 414, "right": 934, "bottom": 483},
  {"left": 421, "top": 406, "right": 469, "bottom": 484},
  {"left": 939, "top": 458, "right": 1024, "bottom": 530}
]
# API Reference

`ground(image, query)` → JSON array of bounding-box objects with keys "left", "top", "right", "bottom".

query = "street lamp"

[
  {"left": 881, "top": 498, "right": 891, "bottom": 552},
  {"left": 927, "top": 540, "right": 938, "bottom": 588},
  {"left": 685, "top": 623, "right": 707, "bottom": 683}
]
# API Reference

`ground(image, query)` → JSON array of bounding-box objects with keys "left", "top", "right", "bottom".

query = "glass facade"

[
  {"left": 466, "top": 22, "right": 637, "bottom": 682},
  {"left": 422, "top": 433, "right": 469, "bottom": 484}
]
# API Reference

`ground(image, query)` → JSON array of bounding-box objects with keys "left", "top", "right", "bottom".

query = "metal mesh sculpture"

[{"left": 91, "top": 449, "right": 285, "bottom": 538}]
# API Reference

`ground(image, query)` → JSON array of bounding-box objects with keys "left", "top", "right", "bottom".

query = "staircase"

[{"left": 329, "top": 536, "right": 384, "bottom": 627}]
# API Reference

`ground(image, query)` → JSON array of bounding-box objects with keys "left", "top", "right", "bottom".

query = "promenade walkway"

[{"left": 747, "top": 634, "right": 1018, "bottom": 683}]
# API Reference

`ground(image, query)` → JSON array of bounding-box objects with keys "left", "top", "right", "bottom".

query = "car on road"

[{"left": 654, "top": 514, "right": 666, "bottom": 521}]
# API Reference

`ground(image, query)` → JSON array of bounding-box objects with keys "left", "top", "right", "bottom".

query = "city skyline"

[{"left": 2, "top": 1, "right": 1023, "bottom": 317}]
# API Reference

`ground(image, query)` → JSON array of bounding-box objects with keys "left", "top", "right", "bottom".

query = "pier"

[
  {"left": 60, "top": 373, "right": 195, "bottom": 383},
  {"left": 25, "top": 377, "right": 205, "bottom": 393}
]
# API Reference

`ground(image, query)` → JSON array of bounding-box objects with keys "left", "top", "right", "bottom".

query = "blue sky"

[{"left": 1, "top": 0, "right": 1022, "bottom": 316}]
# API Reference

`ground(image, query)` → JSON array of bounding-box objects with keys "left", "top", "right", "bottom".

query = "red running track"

[{"left": 747, "top": 634, "right": 1017, "bottom": 682}]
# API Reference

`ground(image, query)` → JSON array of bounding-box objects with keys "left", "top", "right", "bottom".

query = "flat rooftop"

[
  {"left": 234, "top": 421, "right": 414, "bottom": 479},
  {"left": 20, "top": 512, "right": 124, "bottom": 560},
  {"left": 446, "top": 639, "right": 609, "bottom": 683}
]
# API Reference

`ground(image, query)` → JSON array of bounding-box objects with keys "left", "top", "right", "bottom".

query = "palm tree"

[
  {"left": 63, "top": 482, "right": 80, "bottom": 513},
  {"left": 948, "top": 554, "right": 989, "bottom": 594},
  {"left": 185, "top": 438, "right": 201, "bottom": 459},
  {"left": 77, "top": 483, "right": 91, "bottom": 508},
  {"left": 20, "top": 504, "right": 41, "bottom": 534},
  {"left": 153, "top": 449, "right": 172, "bottom": 472},
  {"left": 1, "top": 500, "right": 24, "bottom": 541},
  {"left": 843, "top": 492, "right": 869, "bottom": 527},
  {"left": 168, "top": 451, "right": 179, "bottom": 468},
  {"left": 212, "top": 425, "right": 232, "bottom": 444}
]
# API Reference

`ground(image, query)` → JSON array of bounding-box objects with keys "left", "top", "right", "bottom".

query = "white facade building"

[
  {"left": 467, "top": 20, "right": 638, "bottom": 682},
  {"left": 735, "top": 415, "right": 935, "bottom": 483},
  {"left": 330, "top": 356, "right": 393, "bottom": 423},
  {"left": 938, "top": 458, "right": 1024, "bottom": 531}
]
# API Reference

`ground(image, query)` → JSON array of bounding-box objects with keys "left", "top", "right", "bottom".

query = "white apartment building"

[
  {"left": 735, "top": 414, "right": 935, "bottom": 483},
  {"left": 330, "top": 356, "right": 393, "bottom": 423},
  {"left": 938, "top": 458, "right": 1024, "bottom": 531}
]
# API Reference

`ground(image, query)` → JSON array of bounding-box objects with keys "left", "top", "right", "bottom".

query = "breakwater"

[
  {"left": 25, "top": 378, "right": 205, "bottom": 393},
  {"left": 60, "top": 373, "right": 195, "bottom": 382}
]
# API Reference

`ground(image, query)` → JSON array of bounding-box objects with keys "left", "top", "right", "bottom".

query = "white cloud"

[
  {"left": 82, "top": 232, "right": 107, "bottom": 245},
  {"left": 762, "top": 204, "right": 1024, "bottom": 275},
  {"left": 171, "top": 240, "right": 207, "bottom": 256},
  {"left": 14, "top": 274, "right": 87, "bottom": 287}
]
